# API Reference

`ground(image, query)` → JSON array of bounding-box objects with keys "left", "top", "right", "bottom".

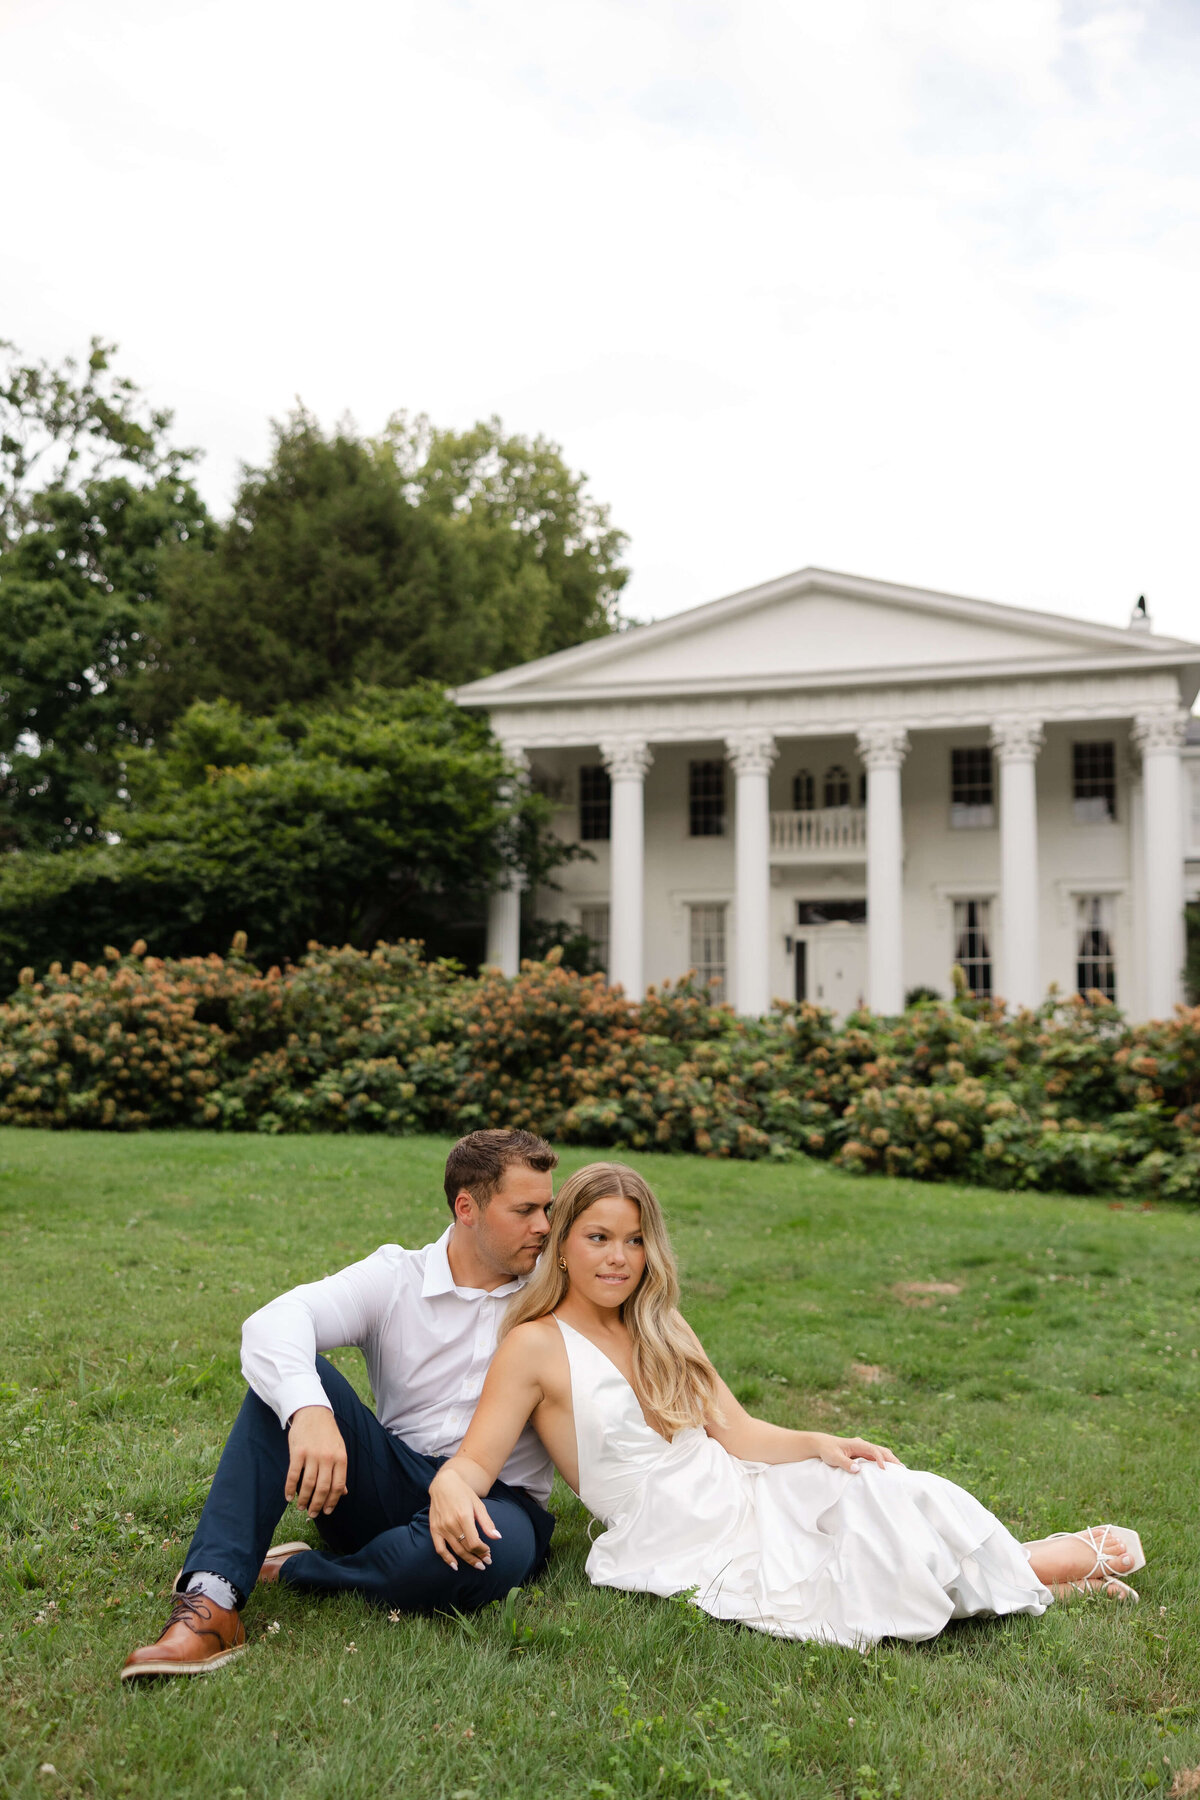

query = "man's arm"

[{"left": 240, "top": 1248, "right": 399, "bottom": 1518}]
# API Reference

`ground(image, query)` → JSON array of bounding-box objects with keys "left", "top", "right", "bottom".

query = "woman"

[{"left": 428, "top": 1163, "right": 1143, "bottom": 1646}]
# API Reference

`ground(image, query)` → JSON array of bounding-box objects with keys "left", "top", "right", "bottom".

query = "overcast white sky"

[{"left": 3, "top": 0, "right": 1199, "bottom": 640}]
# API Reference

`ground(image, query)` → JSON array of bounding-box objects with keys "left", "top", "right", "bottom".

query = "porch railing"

[{"left": 770, "top": 806, "right": 867, "bottom": 855}]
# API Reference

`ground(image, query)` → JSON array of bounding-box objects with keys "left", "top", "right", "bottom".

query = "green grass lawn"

[{"left": 2, "top": 1132, "right": 1198, "bottom": 1800}]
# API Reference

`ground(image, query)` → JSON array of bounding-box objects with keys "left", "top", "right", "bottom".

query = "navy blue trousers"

[{"left": 181, "top": 1356, "right": 554, "bottom": 1613}]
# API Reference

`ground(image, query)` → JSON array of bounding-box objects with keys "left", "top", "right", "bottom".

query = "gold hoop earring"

[{"left": 558, "top": 1257, "right": 568, "bottom": 1271}]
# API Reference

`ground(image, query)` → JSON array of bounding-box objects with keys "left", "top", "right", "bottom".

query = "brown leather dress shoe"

[
  {"left": 256, "top": 1541, "right": 311, "bottom": 1584},
  {"left": 120, "top": 1591, "right": 246, "bottom": 1681}
]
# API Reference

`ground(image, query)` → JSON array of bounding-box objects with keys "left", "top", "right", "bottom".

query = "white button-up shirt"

[{"left": 240, "top": 1227, "right": 552, "bottom": 1503}]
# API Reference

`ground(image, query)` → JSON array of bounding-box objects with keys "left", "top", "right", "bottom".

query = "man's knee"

[
  {"left": 312, "top": 1354, "right": 357, "bottom": 1410},
  {"left": 372, "top": 1503, "right": 539, "bottom": 1613},
  {"left": 474, "top": 1503, "right": 540, "bottom": 1592}
]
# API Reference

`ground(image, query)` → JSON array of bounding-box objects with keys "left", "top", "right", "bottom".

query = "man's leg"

[
  {"left": 123, "top": 1358, "right": 538, "bottom": 1679},
  {"left": 278, "top": 1494, "right": 542, "bottom": 1613},
  {"left": 180, "top": 1355, "right": 427, "bottom": 1603}
]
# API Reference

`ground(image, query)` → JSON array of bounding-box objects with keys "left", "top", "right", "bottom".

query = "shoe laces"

[{"left": 158, "top": 1589, "right": 224, "bottom": 1640}]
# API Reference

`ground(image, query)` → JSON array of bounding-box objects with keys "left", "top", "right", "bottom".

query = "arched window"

[
  {"left": 824, "top": 764, "right": 851, "bottom": 808},
  {"left": 793, "top": 768, "right": 814, "bottom": 811}
]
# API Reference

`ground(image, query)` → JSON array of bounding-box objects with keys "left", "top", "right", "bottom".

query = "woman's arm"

[
  {"left": 683, "top": 1320, "right": 900, "bottom": 1473},
  {"left": 428, "top": 1325, "right": 546, "bottom": 1571}
]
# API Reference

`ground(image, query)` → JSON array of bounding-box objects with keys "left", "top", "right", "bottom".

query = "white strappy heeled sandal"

[{"left": 1047, "top": 1523, "right": 1145, "bottom": 1601}]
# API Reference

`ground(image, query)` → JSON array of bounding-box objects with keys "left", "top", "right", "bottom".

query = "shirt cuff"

[{"left": 270, "top": 1378, "right": 334, "bottom": 1430}]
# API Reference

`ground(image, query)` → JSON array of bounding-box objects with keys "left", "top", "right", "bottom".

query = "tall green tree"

[
  {"left": 0, "top": 339, "right": 212, "bottom": 848},
  {"left": 385, "top": 411, "right": 629, "bottom": 656},
  {"left": 2, "top": 339, "right": 629, "bottom": 851},
  {"left": 146, "top": 409, "right": 628, "bottom": 723}
]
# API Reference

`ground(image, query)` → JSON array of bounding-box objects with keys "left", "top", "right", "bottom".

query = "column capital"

[
  {"left": 989, "top": 716, "right": 1044, "bottom": 763},
  {"left": 724, "top": 728, "right": 778, "bottom": 777},
  {"left": 1132, "top": 706, "right": 1189, "bottom": 756},
  {"left": 856, "top": 723, "right": 909, "bottom": 771},
  {"left": 599, "top": 735, "right": 654, "bottom": 782}
]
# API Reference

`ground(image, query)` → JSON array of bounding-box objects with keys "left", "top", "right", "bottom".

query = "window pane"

[
  {"left": 688, "top": 903, "right": 727, "bottom": 992},
  {"left": 1075, "top": 893, "right": 1116, "bottom": 1001},
  {"left": 579, "top": 904, "right": 610, "bottom": 974},
  {"left": 796, "top": 899, "right": 867, "bottom": 925},
  {"left": 689, "top": 760, "right": 726, "bottom": 836},
  {"left": 1072, "top": 741, "right": 1116, "bottom": 823},
  {"left": 793, "top": 768, "right": 814, "bottom": 811},
  {"left": 952, "top": 898, "right": 992, "bottom": 996},
  {"left": 823, "top": 764, "right": 850, "bottom": 808},
  {"left": 579, "top": 765, "right": 611, "bottom": 841},
  {"left": 950, "top": 747, "right": 995, "bottom": 828}
]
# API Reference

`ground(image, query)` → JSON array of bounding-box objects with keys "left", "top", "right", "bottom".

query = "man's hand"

[
  {"left": 429, "top": 1464, "right": 501, "bottom": 1572},
  {"left": 285, "top": 1406, "right": 349, "bottom": 1518}
]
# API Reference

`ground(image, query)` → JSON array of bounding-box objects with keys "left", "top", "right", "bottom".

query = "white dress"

[{"left": 556, "top": 1316, "right": 1052, "bottom": 1647}]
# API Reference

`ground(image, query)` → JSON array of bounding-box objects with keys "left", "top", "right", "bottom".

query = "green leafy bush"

[
  {"left": 1, "top": 943, "right": 1198, "bottom": 1199},
  {"left": 0, "top": 689, "right": 562, "bottom": 987}
]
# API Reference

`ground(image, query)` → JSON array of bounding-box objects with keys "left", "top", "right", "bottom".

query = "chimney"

[{"left": 1128, "top": 594, "right": 1151, "bottom": 633}]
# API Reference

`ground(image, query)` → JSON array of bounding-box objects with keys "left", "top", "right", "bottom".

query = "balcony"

[{"left": 770, "top": 806, "right": 867, "bottom": 860}]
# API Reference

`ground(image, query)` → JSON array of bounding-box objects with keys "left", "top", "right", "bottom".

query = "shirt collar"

[{"left": 421, "top": 1224, "right": 526, "bottom": 1301}]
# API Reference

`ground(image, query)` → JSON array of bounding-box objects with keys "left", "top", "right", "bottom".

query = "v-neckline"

[{"left": 554, "top": 1314, "right": 671, "bottom": 1443}]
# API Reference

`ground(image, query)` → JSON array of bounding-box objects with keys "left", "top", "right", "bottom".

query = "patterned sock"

[{"left": 185, "top": 1571, "right": 242, "bottom": 1612}]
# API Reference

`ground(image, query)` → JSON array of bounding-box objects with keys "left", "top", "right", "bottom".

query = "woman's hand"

[
  {"left": 429, "top": 1463, "right": 502, "bottom": 1572},
  {"left": 810, "top": 1432, "right": 901, "bottom": 1474}
]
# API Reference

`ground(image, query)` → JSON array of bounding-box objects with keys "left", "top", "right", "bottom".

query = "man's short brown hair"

[{"left": 443, "top": 1128, "right": 558, "bottom": 1213}]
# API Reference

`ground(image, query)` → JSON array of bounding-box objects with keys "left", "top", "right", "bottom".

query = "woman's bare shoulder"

[{"left": 500, "top": 1315, "right": 564, "bottom": 1366}]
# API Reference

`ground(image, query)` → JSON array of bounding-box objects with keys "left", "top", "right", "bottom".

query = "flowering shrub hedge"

[{"left": 1, "top": 940, "right": 1198, "bottom": 1198}]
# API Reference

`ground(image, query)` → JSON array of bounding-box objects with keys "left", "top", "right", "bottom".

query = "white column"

[
  {"left": 857, "top": 724, "right": 909, "bottom": 1015},
  {"left": 486, "top": 886, "right": 521, "bottom": 976},
  {"left": 599, "top": 736, "right": 653, "bottom": 1000},
  {"left": 989, "top": 717, "right": 1043, "bottom": 1010},
  {"left": 1133, "top": 707, "right": 1188, "bottom": 1018},
  {"left": 1128, "top": 764, "right": 1146, "bottom": 1012},
  {"left": 485, "top": 748, "right": 528, "bottom": 976},
  {"left": 726, "top": 729, "right": 778, "bottom": 1015}
]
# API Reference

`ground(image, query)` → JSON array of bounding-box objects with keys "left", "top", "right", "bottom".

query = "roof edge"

[{"left": 452, "top": 565, "right": 1200, "bottom": 702}]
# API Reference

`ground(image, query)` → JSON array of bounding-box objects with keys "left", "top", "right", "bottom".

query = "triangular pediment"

[{"left": 454, "top": 568, "right": 1199, "bottom": 705}]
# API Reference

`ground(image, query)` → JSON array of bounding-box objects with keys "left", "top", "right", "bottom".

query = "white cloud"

[{"left": 2, "top": 0, "right": 1198, "bottom": 638}]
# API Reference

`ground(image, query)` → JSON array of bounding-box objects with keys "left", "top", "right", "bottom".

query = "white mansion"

[{"left": 455, "top": 568, "right": 1200, "bottom": 1021}]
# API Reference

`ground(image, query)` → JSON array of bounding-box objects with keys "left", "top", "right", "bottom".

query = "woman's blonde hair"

[{"left": 501, "top": 1161, "right": 722, "bottom": 1435}]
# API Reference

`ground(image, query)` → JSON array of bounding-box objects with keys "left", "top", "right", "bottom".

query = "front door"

[{"left": 796, "top": 924, "right": 867, "bottom": 1018}]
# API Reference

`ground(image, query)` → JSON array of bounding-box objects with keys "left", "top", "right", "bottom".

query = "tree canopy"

[
  {"left": 0, "top": 338, "right": 212, "bottom": 849},
  {"left": 1, "top": 341, "right": 629, "bottom": 853},
  {"left": 0, "top": 337, "right": 623, "bottom": 973},
  {"left": 0, "top": 335, "right": 193, "bottom": 541},
  {"left": 146, "top": 408, "right": 627, "bottom": 725}
]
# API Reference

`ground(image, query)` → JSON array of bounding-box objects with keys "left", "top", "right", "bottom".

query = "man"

[{"left": 121, "top": 1128, "right": 557, "bottom": 1681}]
